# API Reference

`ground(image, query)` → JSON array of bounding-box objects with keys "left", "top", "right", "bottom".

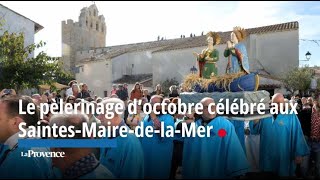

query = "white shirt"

[{"left": 66, "top": 87, "right": 73, "bottom": 97}]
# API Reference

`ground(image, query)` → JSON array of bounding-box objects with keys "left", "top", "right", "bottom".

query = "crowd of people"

[
  {"left": 0, "top": 80, "right": 319, "bottom": 179},
  {"left": 292, "top": 95, "right": 320, "bottom": 178}
]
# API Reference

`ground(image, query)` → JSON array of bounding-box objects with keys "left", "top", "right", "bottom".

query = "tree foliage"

[
  {"left": 282, "top": 66, "right": 313, "bottom": 95},
  {"left": 160, "top": 78, "right": 179, "bottom": 96},
  {"left": 0, "top": 30, "right": 73, "bottom": 91}
]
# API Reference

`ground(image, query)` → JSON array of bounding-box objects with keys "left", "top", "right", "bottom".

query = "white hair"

[
  {"left": 200, "top": 97, "right": 215, "bottom": 104},
  {"left": 32, "top": 94, "right": 41, "bottom": 98},
  {"left": 49, "top": 112, "right": 89, "bottom": 139}
]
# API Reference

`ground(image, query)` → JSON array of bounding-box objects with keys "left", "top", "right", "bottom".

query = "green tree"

[
  {"left": 282, "top": 66, "right": 313, "bottom": 96},
  {"left": 160, "top": 78, "right": 179, "bottom": 96},
  {"left": 0, "top": 30, "right": 73, "bottom": 91}
]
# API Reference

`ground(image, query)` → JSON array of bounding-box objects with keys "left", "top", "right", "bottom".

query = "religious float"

[{"left": 180, "top": 27, "right": 271, "bottom": 121}]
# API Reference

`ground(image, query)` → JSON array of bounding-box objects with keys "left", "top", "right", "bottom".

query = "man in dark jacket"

[
  {"left": 77, "top": 83, "right": 91, "bottom": 99},
  {"left": 116, "top": 84, "right": 128, "bottom": 101}
]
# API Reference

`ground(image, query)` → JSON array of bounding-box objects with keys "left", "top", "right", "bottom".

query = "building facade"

[
  {"left": 61, "top": 4, "right": 106, "bottom": 72},
  {"left": 0, "top": 4, "right": 43, "bottom": 57}
]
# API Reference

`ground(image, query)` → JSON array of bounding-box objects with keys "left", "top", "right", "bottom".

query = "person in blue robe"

[
  {"left": 79, "top": 164, "right": 115, "bottom": 179},
  {"left": 182, "top": 98, "right": 249, "bottom": 179},
  {"left": 52, "top": 154, "right": 114, "bottom": 179},
  {"left": 0, "top": 144, "right": 54, "bottom": 178},
  {"left": 0, "top": 96, "right": 54, "bottom": 179},
  {"left": 100, "top": 121, "right": 144, "bottom": 179},
  {"left": 98, "top": 98, "right": 144, "bottom": 179},
  {"left": 249, "top": 93, "right": 310, "bottom": 177},
  {"left": 139, "top": 95, "right": 175, "bottom": 179},
  {"left": 229, "top": 120, "right": 246, "bottom": 152},
  {"left": 49, "top": 112, "right": 114, "bottom": 179}
]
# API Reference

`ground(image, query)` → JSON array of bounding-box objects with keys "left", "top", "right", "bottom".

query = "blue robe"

[
  {"left": 53, "top": 164, "right": 114, "bottom": 179},
  {"left": 249, "top": 113, "right": 310, "bottom": 176},
  {"left": 182, "top": 116, "right": 249, "bottom": 179},
  {"left": 79, "top": 164, "right": 114, "bottom": 179},
  {"left": 229, "top": 43, "right": 250, "bottom": 74},
  {"left": 100, "top": 126, "right": 144, "bottom": 178},
  {"left": 0, "top": 146, "right": 53, "bottom": 178},
  {"left": 139, "top": 114, "right": 175, "bottom": 179},
  {"left": 229, "top": 120, "right": 246, "bottom": 153}
]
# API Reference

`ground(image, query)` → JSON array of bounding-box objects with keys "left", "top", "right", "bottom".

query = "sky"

[{"left": 1, "top": 1, "right": 320, "bottom": 66}]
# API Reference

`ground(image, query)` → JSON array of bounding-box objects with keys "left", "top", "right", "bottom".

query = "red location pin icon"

[{"left": 218, "top": 129, "right": 227, "bottom": 138}]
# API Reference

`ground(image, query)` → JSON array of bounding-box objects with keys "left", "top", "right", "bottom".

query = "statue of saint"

[
  {"left": 193, "top": 32, "right": 220, "bottom": 79},
  {"left": 224, "top": 26, "right": 250, "bottom": 74}
]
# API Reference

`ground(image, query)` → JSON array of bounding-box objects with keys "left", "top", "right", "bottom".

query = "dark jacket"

[
  {"left": 144, "top": 95, "right": 151, "bottom": 102},
  {"left": 151, "top": 91, "right": 165, "bottom": 97},
  {"left": 116, "top": 89, "right": 128, "bottom": 101},
  {"left": 77, "top": 91, "right": 91, "bottom": 99},
  {"left": 297, "top": 108, "right": 312, "bottom": 137},
  {"left": 169, "top": 92, "right": 179, "bottom": 98}
]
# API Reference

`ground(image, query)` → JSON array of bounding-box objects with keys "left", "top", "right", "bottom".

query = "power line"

[{"left": 300, "top": 39, "right": 320, "bottom": 46}]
